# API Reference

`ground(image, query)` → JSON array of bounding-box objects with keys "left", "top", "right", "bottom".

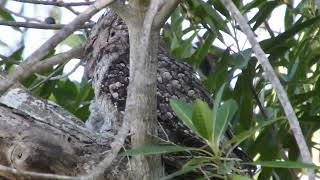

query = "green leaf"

[
  {"left": 231, "top": 173, "right": 252, "bottom": 180},
  {"left": 214, "top": 99, "right": 238, "bottom": 148},
  {"left": 250, "top": 1, "right": 279, "bottom": 31},
  {"left": 52, "top": 79, "right": 79, "bottom": 112},
  {"left": 192, "top": 99, "right": 212, "bottom": 139},
  {"left": 172, "top": 32, "right": 196, "bottom": 59},
  {"left": 233, "top": 49, "right": 252, "bottom": 69},
  {"left": 183, "top": 157, "right": 210, "bottom": 168},
  {"left": 5, "top": 46, "right": 24, "bottom": 72},
  {"left": 190, "top": 32, "right": 215, "bottom": 67},
  {"left": 170, "top": 99, "right": 197, "bottom": 133},
  {"left": 62, "top": 34, "right": 86, "bottom": 48},
  {"left": 0, "top": 6, "right": 14, "bottom": 21},
  {"left": 261, "top": 15, "right": 320, "bottom": 52},
  {"left": 243, "top": 161, "right": 320, "bottom": 169},
  {"left": 233, "top": 68, "right": 254, "bottom": 130},
  {"left": 212, "top": 83, "right": 226, "bottom": 138},
  {"left": 170, "top": 33, "right": 180, "bottom": 52},
  {"left": 74, "top": 104, "right": 90, "bottom": 121},
  {"left": 120, "top": 145, "right": 198, "bottom": 156},
  {"left": 240, "top": 0, "right": 266, "bottom": 14},
  {"left": 222, "top": 118, "right": 283, "bottom": 148}
]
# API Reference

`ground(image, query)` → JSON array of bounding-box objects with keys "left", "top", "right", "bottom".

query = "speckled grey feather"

[{"left": 83, "top": 9, "right": 255, "bottom": 176}]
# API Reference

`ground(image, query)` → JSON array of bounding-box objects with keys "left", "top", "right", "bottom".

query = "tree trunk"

[
  {"left": 126, "top": 24, "right": 164, "bottom": 180},
  {"left": 0, "top": 86, "right": 116, "bottom": 179}
]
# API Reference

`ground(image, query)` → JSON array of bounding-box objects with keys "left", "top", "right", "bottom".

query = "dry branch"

[
  {"left": 0, "top": 21, "right": 94, "bottom": 29},
  {"left": 12, "top": 0, "right": 93, "bottom": 7}
]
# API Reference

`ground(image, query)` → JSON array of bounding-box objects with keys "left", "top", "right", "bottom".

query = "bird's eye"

[{"left": 111, "top": 31, "right": 116, "bottom": 37}]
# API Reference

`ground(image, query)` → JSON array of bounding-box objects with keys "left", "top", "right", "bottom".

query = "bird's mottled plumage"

[
  {"left": 83, "top": 9, "right": 254, "bottom": 177},
  {"left": 84, "top": 10, "right": 211, "bottom": 147}
]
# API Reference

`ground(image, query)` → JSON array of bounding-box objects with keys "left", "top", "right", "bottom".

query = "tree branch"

[
  {"left": 0, "top": 6, "right": 41, "bottom": 23},
  {"left": 0, "top": 21, "right": 94, "bottom": 29},
  {"left": 12, "top": 0, "right": 93, "bottom": 7},
  {"left": 219, "top": 0, "right": 314, "bottom": 179},
  {"left": 33, "top": 45, "right": 84, "bottom": 71},
  {"left": 0, "top": 0, "right": 115, "bottom": 95},
  {"left": 0, "top": 165, "right": 78, "bottom": 180},
  {"left": 154, "top": 0, "right": 180, "bottom": 29}
]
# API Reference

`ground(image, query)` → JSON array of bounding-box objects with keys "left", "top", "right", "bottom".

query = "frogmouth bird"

[{"left": 83, "top": 9, "right": 254, "bottom": 177}]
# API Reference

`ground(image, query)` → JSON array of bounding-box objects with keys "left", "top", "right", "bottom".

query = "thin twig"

[
  {"left": 0, "top": 21, "right": 94, "bottom": 29},
  {"left": 33, "top": 46, "right": 84, "bottom": 70},
  {"left": 0, "top": 0, "right": 115, "bottom": 95},
  {"left": 0, "top": 6, "right": 42, "bottom": 22},
  {"left": 64, "top": 6, "right": 80, "bottom": 15},
  {"left": 35, "top": 60, "right": 82, "bottom": 81},
  {"left": 12, "top": 0, "right": 94, "bottom": 7},
  {"left": 0, "top": 164, "right": 77, "bottom": 180},
  {"left": 154, "top": 0, "right": 181, "bottom": 29},
  {"left": 219, "top": 0, "right": 314, "bottom": 179},
  {"left": 29, "top": 63, "right": 67, "bottom": 90},
  {"left": 264, "top": 21, "right": 275, "bottom": 38}
]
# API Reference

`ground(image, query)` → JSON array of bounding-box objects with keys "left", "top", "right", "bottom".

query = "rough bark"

[{"left": 0, "top": 86, "right": 115, "bottom": 179}]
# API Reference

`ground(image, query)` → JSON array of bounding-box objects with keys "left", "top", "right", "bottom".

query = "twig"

[
  {"left": 0, "top": 0, "right": 115, "bottom": 95},
  {"left": 154, "top": 0, "right": 181, "bottom": 29},
  {"left": 33, "top": 46, "right": 84, "bottom": 70},
  {"left": 264, "top": 21, "right": 275, "bottom": 38},
  {"left": 36, "top": 60, "right": 82, "bottom": 81},
  {"left": 0, "top": 164, "right": 77, "bottom": 180},
  {"left": 0, "top": 21, "right": 94, "bottom": 29},
  {"left": 0, "top": 6, "right": 42, "bottom": 23},
  {"left": 30, "top": 60, "right": 82, "bottom": 90},
  {"left": 12, "top": 0, "right": 94, "bottom": 7},
  {"left": 64, "top": 6, "right": 80, "bottom": 15},
  {"left": 219, "top": 0, "right": 314, "bottom": 179},
  {"left": 29, "top": 63, "right": 67, "bottom": 90}
]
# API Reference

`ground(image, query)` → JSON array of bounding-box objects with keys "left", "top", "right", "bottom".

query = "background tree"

[{"left": 0, "top": 0, "right": 320, "bottom": 179}]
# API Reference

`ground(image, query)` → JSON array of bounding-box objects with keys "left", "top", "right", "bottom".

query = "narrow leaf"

[
  {"left": 212, "top": 83, "right": 227, "bottom": 141},
  {"left": 120, "top": 145, "right": 198, "bottom": 156},
  {"left": 242, "top": 161, "right": 320, "bottom": 169},
  {"left": 214, "top": 100, "right": 238, "bottom": 148},
  {"left": 231, "top": 173, "right": 252, "bottom": 180},
  {"left": 222, "top": 118, "right": 283, "bottom": 148}
]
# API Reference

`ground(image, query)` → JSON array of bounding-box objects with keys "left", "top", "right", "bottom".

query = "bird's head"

[{"left": 84, "top": 9, "right": 129, "bottom": 77}]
